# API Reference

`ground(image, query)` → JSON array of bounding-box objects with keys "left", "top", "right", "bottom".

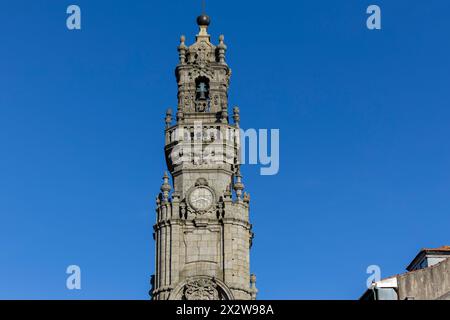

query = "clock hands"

[{"left": 191, "top": 197, "right": 211, "bottom": 203}]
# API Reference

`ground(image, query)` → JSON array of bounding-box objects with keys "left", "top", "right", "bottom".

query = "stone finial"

[
  {"left": 180, "top": 201, "right": 186, "bottom": 219},
  {"left": 178, "top": 35, "right": 187, "bottom": 64},
  {"left": 243, "top": 192, "right": 251, "bottom": 204},
  {"left": 233, "top": 106, "right": 240, "bottom": 127},
  {"left": 165, "top": 108, "right": 173, "bottom": 128},
  {"left": 250, "top": 274, "right": 257, "bottom": 288},
  {"left": 160, "top": 172, "right": 171, "bottom": 201},
  {"left": 233, "top": 168, "right": 245, "bottom": 199},
  {"left": 197, "top": 14, "right": 211, "bottom": 27},
  {"left": 220, "top": 103, "right": 228, "bottom": 123},
  {"left": 217, "top": 35, "right": 227, "bottom": 64},
  {"left": 196, "top": 14, "right": 211, "bottom": 41},
  {"left": 224, "top": 184, "right": 232, "bottom": 199}
]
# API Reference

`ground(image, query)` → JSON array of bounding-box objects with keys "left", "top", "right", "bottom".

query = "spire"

[
  {"left": 196, "top": 1, "right": 211, "bottom": 41},
  {"left": 201, "top": 0, "right": 206, "bottom": 15}
]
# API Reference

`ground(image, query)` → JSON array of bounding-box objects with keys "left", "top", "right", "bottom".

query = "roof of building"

[
  {"left": 359, "top": 276, "right": 398, "bottom": 300},
  {"left": 421, "top": 245, "right": 450, "bottom": 252},
  {"left": 360, "top": 253, "right": 450, "bottom": 300},
  {"left": 406, "top": 246, "right": 450, "bottom": 271}
]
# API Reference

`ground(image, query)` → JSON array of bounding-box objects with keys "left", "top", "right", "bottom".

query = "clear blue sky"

[{"left": 1, "top": 0, "right": 449, "bottom": 300}]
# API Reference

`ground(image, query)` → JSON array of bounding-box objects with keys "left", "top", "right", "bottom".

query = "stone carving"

[
  {"left": 187, "top": 66, "right": 214, "bottom": 82},
  {"left": 180, "top": 92, "right": 194, "bottom": 112},
  {"left": 213, "top": 95, "right": 219, "bottom": 107},
  {"left": 180, "top": 200, "right": 187, "bottom": 219},
  {"left": 195, "top": 99, "right": 209, "bottom": 112},
  {"left": 153, "top": 14, "right": 256, "bottom": 301},
  {"left": 243, "top": 192, "right": 251, "bottom": 204},
  {"left": 217, "top": 197, "right": 225, "bottom": 218},
  {"left": 189, "top": 41, "right": 214, "bottom": 66},
  {"left": 195, "top": 177, "right": 209, "bottom": 186},
  {"left": 184, "top": 278, "right": 219, "bottom": 300}
]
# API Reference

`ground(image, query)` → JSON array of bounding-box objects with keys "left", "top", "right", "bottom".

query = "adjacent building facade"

[
  {"left": 150, "top": 14, "right": 257, "bottom": 300},
  {"left": 361, "top": 246, "right": 450, "bottom": 300}
]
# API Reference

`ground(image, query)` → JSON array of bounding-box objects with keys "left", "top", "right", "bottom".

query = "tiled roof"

[
  {"left": 406, "top": 245, "right": 450, "bottom": 271},
  {"left": 421, "top": 245, "right": 450, "bottom": 252}
]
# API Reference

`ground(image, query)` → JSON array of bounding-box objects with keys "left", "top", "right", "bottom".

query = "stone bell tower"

[{"left": 150, "top": 13, "right": 257, "bottom": 300}]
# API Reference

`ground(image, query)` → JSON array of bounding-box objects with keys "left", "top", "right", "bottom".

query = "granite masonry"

[{"left": 150, "top": 14, "right": 257, "bottom": 301}]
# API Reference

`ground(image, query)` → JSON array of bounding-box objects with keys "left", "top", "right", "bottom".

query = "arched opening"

[{"left": 195, "top": 77, "right": 210, "bottom": 101}]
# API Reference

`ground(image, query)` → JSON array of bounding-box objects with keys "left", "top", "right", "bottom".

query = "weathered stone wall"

[{"left": 397, "top": 258, "right": 450, "bottom": 300}]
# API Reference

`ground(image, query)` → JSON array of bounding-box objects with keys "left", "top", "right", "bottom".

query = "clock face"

[{"left": 189, "top": 187, "right": 214, "bottom": 211}]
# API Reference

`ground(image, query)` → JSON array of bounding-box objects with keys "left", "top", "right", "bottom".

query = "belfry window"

[{"left": 195, "top": 77, "right": 210, "bottom": 101}]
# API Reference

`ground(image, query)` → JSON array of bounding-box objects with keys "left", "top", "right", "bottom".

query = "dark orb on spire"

[{"left": 197, "top": 14, "right": 211, "bottom": 26}]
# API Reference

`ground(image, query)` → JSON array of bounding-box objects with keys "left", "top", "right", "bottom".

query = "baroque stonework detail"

[
  {"left": 184, "top": 278, "right": 219, "bottom": 300},
  {"left": 151, "top": 14, "right": 257, "bottom": 301}
]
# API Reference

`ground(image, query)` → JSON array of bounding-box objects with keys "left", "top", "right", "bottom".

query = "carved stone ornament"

[
  {"left": 184, "top": 278, "right": 219, "bottom": 300},
  {"left": 168, "top": 276, "right": 235, "bottom": 300},
  {"left": 191, "top": 42, "right": 213, "bottom": 66},
  {"left": 181, "top": 92, "right": 194, "bottom": 111},
  {"left": 195, "top": 177, "right": 209, "bottom": 186},
  {"left": 187, "top": 65, "right": 214, "bottom": 81}
]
